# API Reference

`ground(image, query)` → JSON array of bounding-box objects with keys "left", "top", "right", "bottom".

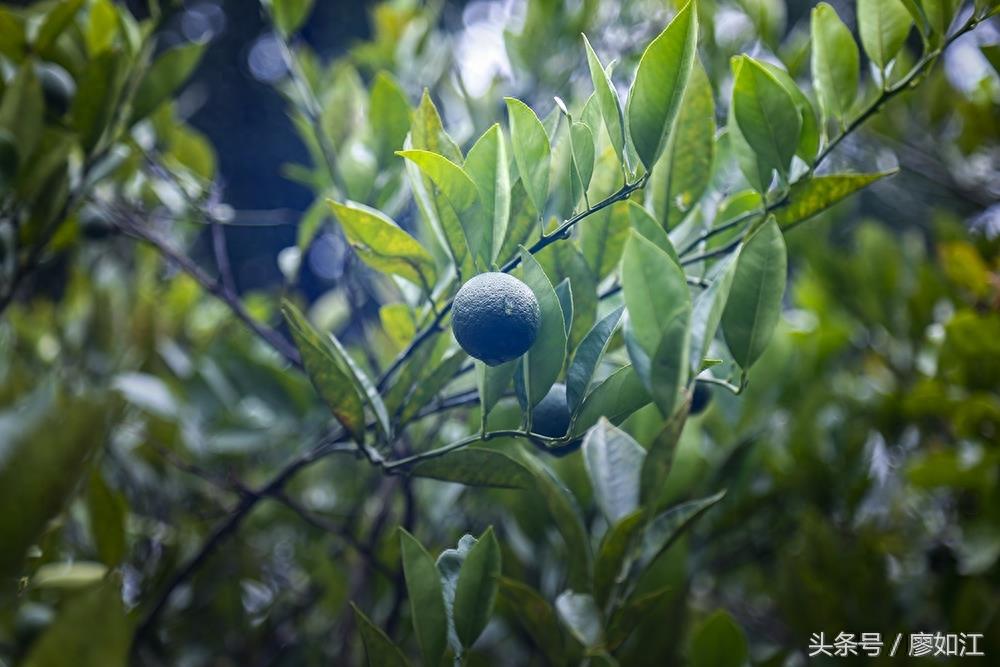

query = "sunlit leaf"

[
  {"left": 811, "top": 3, "right": 859, "bottom": 126},
  {"left": 731, "top": 56, "right": 801, "bottom": 181},
  {"left": 858, "top": 0, "right": 913, "bottom": 71},
  {"left": 265, "top": 0, "right": 315, "bottom": 37},
  {"left": 464, "top": 124, "right": 511, "bottom": 263},
  {"left": 370, "top": 71, "right": 412, "bottom": 166},
  {"left": 555, "top": 590, "right": 604, "bottom": 649}
]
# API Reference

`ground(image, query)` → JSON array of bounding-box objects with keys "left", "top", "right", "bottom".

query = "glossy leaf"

[
  {"left": 330, "top": 200, "right": 437, "bottom": 288},
  {"left": 411, "top": 447, "right": 532, "bottom": 489},
  {"left": 399, "top": 530, "right": 448, "bottom": 667},
  {"left": 464, "top": 124, "right": 511, "bottom": 263},
  {"left": 622, "top": 232, "right": 691, "bottom": 416},
  {"left": 516, "top": 248, "right": 567, "bottom": 408},
  {"left": 858, "top": 0, "right": 913, "bottom": 71},
  {"left": 569, "top": 121, "right": 596, "bottom": 207},
  {"left": 690, "top": 610, "right": 749, "bottom": 667},
  {"left": 583, "top": 419, "right": 646, "bottom": 523},
  {"left": 689, "top": 253, "right": 739, "bottom": 373},
  {"left": 581, "top": 200, "right": 630, "bottom": 279},
  {"left": 593, "top": 510, "right": 646, "bottom": 608},
  {"left": 555, "top": 278, "right": 574, "bottom": 335},
  {"left": 639, "top": 397, "right": 690, "bottom": 511},
  {"left": 775, "top": 171, "right": 896, "bottom": 230},
  {"left": 626, "top": 1, "right": 698, "bottom": 169},
  {"left": 555, "top": 591, "right": 605, "bottom": 649},
  {"left": 282, "top": 301, "right": 367, "bottom": 444},
  {"left": 720, "top": 217, "right": 787, "bottom": 369},
  {"left": 478, "top": 359, "right": 518, "bottom": 419},
  {"left": 731, "top": 56, "right": 801, "bottom": 181},
  {"left": 453, "top": 526, "right": 501, "bottom": 648},
  {"left": 567, "top": 306, "right": 625, "bottom": 413},
  {"left": 22, "top": 579, "right": 130, "bottom": 667},
  {"left": 624, "top": 201, "right": 680, "bottom": 265},
  {"left": 583, "top": 34, "right": 626, "bottom": 167},
  {"left": 505, "top": 97, "right": 551, "bottom": 216},
  {"left": 397, "top": 149, "right": 486, "bottom": 267},
  {"left": 571, "top": 364, "right": 650, "bottom": 437},
  {"left": 537, "top": 241, "right": 598, "bottom": 348},
  {"left": 353, "top": 604, "right": 410, "bottom": 667},
  {"left": 131, "top": 42, "right": 206, "bottom": 124},
  {"left": 639, "top": 490, "right": 727, "bottom": 570},
  {"left": 649, "top": 61, "right": 715, "bottom": 229},
  {"left": 759, "top": 62, "right": 820, "bottom": 166},
  {"left": 811, "top": 3, "right": 859, "bottom": 126}
]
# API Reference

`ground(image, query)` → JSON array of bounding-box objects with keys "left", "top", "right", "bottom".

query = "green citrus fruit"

[
  {"left": 452, "top": 272, "right": 540, "bottom": 366},
  {"left": 690, "top": 382, "right": 712, "bottom": 415},
  {"left": 37, "top": 63, "right": 76, "bottom": 118}
]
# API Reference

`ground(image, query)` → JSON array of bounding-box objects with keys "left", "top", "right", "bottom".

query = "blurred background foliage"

[{"left": 0, "top": 0, "right": 998, "bottom": 665}]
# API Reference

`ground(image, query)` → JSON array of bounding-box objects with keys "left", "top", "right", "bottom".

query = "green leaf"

[
  {"left": 399, "top": 530, "right": 448, "bottom": 667},
  {"left": 330, "top": 199, "right": 436, "bottom": 289},
  {"left": 639, "top": 490, "right": 726, "bottom": 570},
  {"left": 582, "top": 419, "right": 646, "bottom": 523},
  {"left": 727, "top": 100, "right": 771, "bottom": 193},
  {"left": 731, "top": 56, "right": 801, "bottom": 181},
  {"left": 0, "top": 393, "right": 107, "bottom": 580},
  {"left": 858, "top": 0, "right": 913, "bottom": 71},
  {"left": 571, "top": 364, "right": 650, "bottom": 437},
  {"left": 567, "top": 306, "right": 625, "bottom": 413},
  {"left": 453, "top": 526, "right": 501, "bottom": 648},
  {"left": 626, "top": 1, "right": 698, "bottom": 169},
  {"left": 34, "top": 0, "right": 84, "bottom": 55},
  {"left": 622, "top": 232, "right": 691, "bottom": 416},
  {"left": 537, "top": 241, "right": 598, "bottom": 348},
  {"left": 499, "top": 578, "right": 567, "bottom": 666},
  {"left": 690, "top": 610, "right": 749, "bottom": 667},
  {"left": 505, "top": 97, "right": 551, "bottom": 216},
  {"left": 0, "top": 9, "right": 27, "bottom": 60},
  {"left": 639, "top": 400, "right": 690, "bottom": 512},
  {"left": 370, "top": 71, "right": 412, "bottom": 167},
  {"left": 555, "top": 591, "right": 605, "bottom": 649},
  {"left": 649, "top": 60, "right": 715, "bottom": 229},
  {"left": 266, "top": 0, "right": 314, "bottom": 37},
  {"left": 721, "top": 217, "right": 786, "bottom": 369},
  {"left": 408, "top": 90, "right": 469, "bottom": 272},
  {"left": 594, "top": 510, "right": 646, "bottom": 608},
  {"left": 516, "top": 248, "right": 567, "bottom": 408},
  {"left": 775, "top": 171, "right": 896, "bottom": 230},
  {"left": 583, "top": 34, "right": 627, "bottom": 168},
  {"left": 983, "top": 44, "right": 1000, "bottom": 77},
  {"left": 922, "top": 0, "right": 961, "bottom": 43},
  {"left": 398, "top": 348, "right": 467, "bottom": 423},
  {"left": 581, "top": 201, "right": 630, "bottom": 279},
  {"left": 410, "top": 447, "right": 533, "bottom": 489},
  {"left": 282, "top": 301, "right": 367, "bottom": 445},
  {"left": 353, "top": 604, "right": 410, "bottom": 667},
  {"left": 555, "top": 278, "right": 574, "bottom": 335},
  {"left": 397, "top": 149, "right": 486, "bottom": 268},
  {"left": 464, "top": 124, "right": 511, "bottom": 263},
  {"left": 606, "top": 586, "right": 672, "bottom": 650},
  {"left": 759, "top": 62, "right": 820, "bottom": 166},
  {"left": 689, "top": 253, "right": 738, "bottom": 373},
  {"left": 0, "top": 64, "right": 44, "bottom": 163},
  {"left": 437, "top": 534, "right": 477, "bottom": 656},
  {"left": 22, "top": 579, "right": 130, "bottom": 667},
  {"left": 478, "top": 358, "right": 518, "bottom": 419},
  {"left": 87, "top": 472, "right": 126, "bottom": 566},
  {"left": 811, "top": 2, "right": 860, "bottom": 126},
  {"left": 569, "top": 121, "right": 596, "bottom": 208},
  {"left": 624, "top": 201, "right": 680, "bottom": 265},
  {"left": 130, "top": 42, "right": 205, "bottom": 124},
  {"left": 519, "top": 455, "right": 592, "bottom": 589}
]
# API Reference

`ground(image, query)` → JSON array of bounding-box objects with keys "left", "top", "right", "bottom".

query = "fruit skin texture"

[
  {"left": 690, "top": 382, "right": 713, "bottom": 415},
  {"left": 531, "top": 383, "right": 582, "bottom": 456},
  {"left": 37, "top": 63, "right": 76, "bottom": 117},
  {"left": 452, "top": 272, "right": 540, "bottom": 366}
]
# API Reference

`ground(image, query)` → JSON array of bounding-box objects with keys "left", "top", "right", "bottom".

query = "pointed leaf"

[
  {"left": 689, "top": 253, "right": 739, "bottom": 373},
  {"left": 583, "top": 34, "right": 627, "bottom": 167},
  {"left": 858, "top": 0, "right": 913, "bottom": 70},
  {"left": 731, "top": 56, "right": 801, "bottom": 180},
  {"left": 370, "top": 71, "right": 412, "bottom": 166},
  {"left": 453, "top": 526, "right": 502, "bottom": 648},
  {"left": 594, "top": 510, "right": 646, "bottom": 608},
  {"left": 775, "top": 171, "right": 896, "bottom": 230},
  {"left": 759, "top": 62, "right": 820, "bottom": 166},
  {"left": 721, "top": 217, "right": 787, "bottom": 369},
  {"left": 330, "top": 200, "right": 436, "bottom": 288},
  {"left": 411, "top": 448, "right": 532, "bottom": 489},
  {"left": 555, "top": 591, "right": 605, "bottom": 649},
  {"left": 505, "top": 97, "right": 551, "bottom": 216},
  {"left": 499, "top": 578, "right": 567, "bottom": 666},
  {"left": 567, "top": 306, "right": 625, "bottom": 413},
  {"left": 626, "top": 1, "right": 698, "bottom": 169},
  {"left": 811, "top": 3, "right": 860, "bottom": 126},
  {"left": 624, "top": 201, "right": 680, "bottom": 264},
  {"left": 516, "top": 248, "right": 567, "bottom": 408},
  {"left": 130, "top": 42, "right": 205, "bottom": 124},
  {"left": 639, "top": 490, "right": 726, "bottom": 570},
  {"left": 649, "top": 60, "right": 715, "bottom": 229},
  {"left": 690, "top": 610, "right": 749, "bottom": 667},
  {"left": 569, "top": 121, "right": 596, "bottom": 206},
  {"left": 266, "top": 0, "right": 315, "bottom": 36},
  {"left": 87, "top": 472, "right": 126, "bottom": 566},
  {"left": 571, "top": 364, "right": 650, "bottom": 437},
  {"left": 465, "top": 124, "right": 511, "bottom": 263},
  {"left": 582, "top": 419, "right": 646, "bottom": 523},
  {"left": 399, "top": 530, "right": 448, "bottom": 667}
]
